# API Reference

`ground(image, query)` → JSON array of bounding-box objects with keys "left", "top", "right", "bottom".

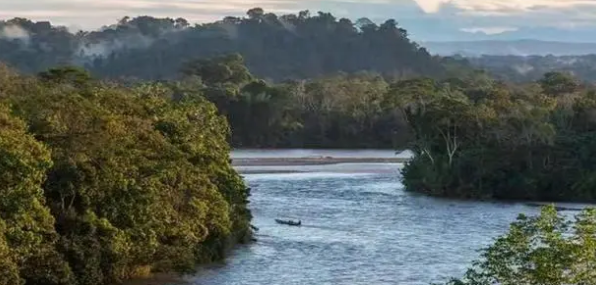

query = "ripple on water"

[{"left": 183, "top": 165, "right": 549, "bottom": 285}]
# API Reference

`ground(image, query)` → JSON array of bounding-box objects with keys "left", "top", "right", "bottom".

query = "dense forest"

[
  {"left": 5, "top": 7, "right": 596, "bottom": 285},
  {"left": 177, "top": 53, "right": 417, "bottom": 148},
  {"left": 5, "top": 11, "right": 596, "bottom": 86},
  {"left": 0, "top": 9, "right": 472, "bottom": 82},
  {"left": 0, "top": 65, "right": 252, "bottom": 285},
  {"left": 398, "top": 70, "right": 596, "bottom": 202}
]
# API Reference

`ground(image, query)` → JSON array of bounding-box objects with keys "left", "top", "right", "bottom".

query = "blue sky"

[{"left": 1, "top": 0, "right": 595, "bottom": 42}]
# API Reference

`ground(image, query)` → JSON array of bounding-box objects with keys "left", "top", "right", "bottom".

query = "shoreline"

[
  {"left": 121, "top": 273, "right": 188, "bottom": 285},
  {"left": 123, "top": 155, "right": 409, "bottom": 285}
]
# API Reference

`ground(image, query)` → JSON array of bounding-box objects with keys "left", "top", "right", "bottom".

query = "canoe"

[{"left": 275, "top": 219, "right": 302, "bottom": 226}]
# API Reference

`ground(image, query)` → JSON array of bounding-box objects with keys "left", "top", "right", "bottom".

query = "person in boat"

[{"left": 276, "top": 219, "right": 302, "bottom": 226}]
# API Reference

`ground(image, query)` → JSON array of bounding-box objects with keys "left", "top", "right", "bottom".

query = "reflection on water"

[{"left": 166, "top": 150, "right": 583, "bottom": 285}]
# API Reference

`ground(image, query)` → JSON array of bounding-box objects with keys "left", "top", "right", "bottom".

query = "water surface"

[
  {"left": 232, "top": 149, "right": 413, "bottom": 159},
  {"left": 174, "top": 150, "right": 580, "bottom": 285}
]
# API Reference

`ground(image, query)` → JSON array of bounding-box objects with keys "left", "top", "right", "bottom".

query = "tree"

[
  {"left": 0, "top": 10, "right": 465, "bottom": 82},
  {"left": 539, "top": 71, "right": 579, "bottom": 97},
  {"left": 246, "top": 8, "right": 265, "bottom": 20},
  {"left": 181, "top": 54, "right": 252, "bottom": 86},
  {"left": 0, "top": 104, "right": 73, "bottom": 285},
  {"left": 38, "top": 66, "right": 93, "bottom": 88},
  {"left": 0, "top": 66, "right": 253, "bottom": 285}
]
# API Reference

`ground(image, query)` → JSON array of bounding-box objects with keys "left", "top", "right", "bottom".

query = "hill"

[{"left": 0, "top": 9, "right": 469, "bottom": 81}]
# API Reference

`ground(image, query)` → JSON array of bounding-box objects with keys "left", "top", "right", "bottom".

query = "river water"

[{"left": 167, "top": 150, "right": 583, "bottom": 285}]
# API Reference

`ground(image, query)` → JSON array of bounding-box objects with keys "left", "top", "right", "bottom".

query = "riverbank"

[{"left": 121, "top": 273, "right": 187, "bottom": 285}]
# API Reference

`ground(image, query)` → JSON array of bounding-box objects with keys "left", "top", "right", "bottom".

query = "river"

[{"left": 163, "top": 149, "right": 582, "bottom": 285}]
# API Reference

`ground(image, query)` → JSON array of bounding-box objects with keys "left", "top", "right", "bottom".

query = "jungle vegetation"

[
  {"left": 0, "top": 65, "right": 252, "bottom": 285},
  {"left": 3, "top": 8, "right": 596, "bottom": 285},
  {"left": 399, "top": 70, "right": 596, "bottom": 202},
  {"left": 0, "top": 9, "right": 470, "bottom": 82}
]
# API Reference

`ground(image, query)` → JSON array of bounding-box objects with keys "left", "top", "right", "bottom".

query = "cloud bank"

[{"left": 415, "top": 0, "right": 596, "bottom": 14}]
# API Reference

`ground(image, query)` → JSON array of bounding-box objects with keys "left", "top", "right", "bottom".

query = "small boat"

[{"left": 275, "top": 219, "right": 302, "bottom": 226}]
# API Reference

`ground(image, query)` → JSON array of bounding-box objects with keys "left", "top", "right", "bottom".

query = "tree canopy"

[
  {"left": 176, "top": 54, "right": 416, "bottom": 148},
  {"left": 399, "top": 71, "right": 596, "bottom": 202},
  {"left": 0, "top": 10, "right": 471, "bottom": 81},
  {"left": 0, "top": 65, "right": 252, "bottom": 285}
]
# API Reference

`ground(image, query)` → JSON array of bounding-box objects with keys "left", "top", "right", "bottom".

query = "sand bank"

[{"left": 231, "top": 156, "right": 409, "bottom": 166}]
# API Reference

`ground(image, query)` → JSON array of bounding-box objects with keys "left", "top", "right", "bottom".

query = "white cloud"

[
  {"left": 414, "top": 0, "right": 596, "bottom": 14},
  {"left": 411, "top": 0, "right": 596, "bottom": 38},
  {"left": 460, "top": 26, "right": 518, "bottom": 35},
  {"left": 414, "top": 0, "right": 449, "bottom": 13}
]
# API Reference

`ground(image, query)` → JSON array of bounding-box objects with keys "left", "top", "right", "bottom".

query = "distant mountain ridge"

[
  {"left": 0, "top": 11, "right": 472, "bottom": 81},
  {"left": 422, "top": 40, "right": 596, "bottom": 56}
]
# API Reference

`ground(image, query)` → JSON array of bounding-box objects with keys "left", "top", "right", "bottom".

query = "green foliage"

[
  {"left": 0, "top": 103, "right": 74, "bottom": 285},
  {"left": 0, "top": 65, "right": 252, "bottom": 285},
  {"left": 539, "top": 71, "right": 579, "bottom": 97},
  {"left": 38, "top": 66, "right": 93, "bottom": 88},
  {"left": 442, "top": 205, "right": 596, "bottom": 285},
  {"left": 0, "top": 9, "right": 472, "bottom": 82},
  {"left": 181, "top": 54, "right": 253, "bottom": 85},
  {"left": 177, "top": 55, "right": 411, "bottom": 148},
  {"left": 400, "top": 71, "right": 596, "bottom": 202}
]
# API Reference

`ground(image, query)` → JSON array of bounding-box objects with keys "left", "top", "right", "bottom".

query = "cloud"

[
  {"left": 414, "top": 0, "right": 449, "bottom": 13},
  {"left": 414, "top": 0, "right": 596, "bottom": 14},
  {"left": 407, "top": 0, "right": 596, "bottom": 41},
  {"left": 460, "top": 26, "right": 518, "bottom": 35},
  {"left": 412, "top": 0, "right": 596, "bottom": 28}
]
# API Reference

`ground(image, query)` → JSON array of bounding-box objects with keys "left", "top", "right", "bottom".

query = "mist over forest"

[
  {"left": 0, "top": 10, "right": 462, "bottom": 81},
  {"left": 4, "top": 8, "right": 594, "bottom": 84}
]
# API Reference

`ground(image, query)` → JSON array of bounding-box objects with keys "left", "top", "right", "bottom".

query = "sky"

[{"left": 1, "top": 0, "right": 596, "bottom": 42}]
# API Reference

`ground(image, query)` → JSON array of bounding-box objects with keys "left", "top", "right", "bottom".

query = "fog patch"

[
  {"left": 513, "top": 64, "right": 534, "bottom": 75},
  {"left": 216, "top": 22, "right": 239, "bottom": 39},
  {"left": 0, "top": 25, "right": 30, "bottom": 44},
  {"left": 77, "top": 34, "right": 156, "bottom": 58},
  {"left": 75, "top": 23, "right": 187, "bottom": 61},
  {"left": 278, "top": 17, "right": 296, "bottom": 33},
  {"left": 556, "top": 57, "right": 579, "bottom": 65}
]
